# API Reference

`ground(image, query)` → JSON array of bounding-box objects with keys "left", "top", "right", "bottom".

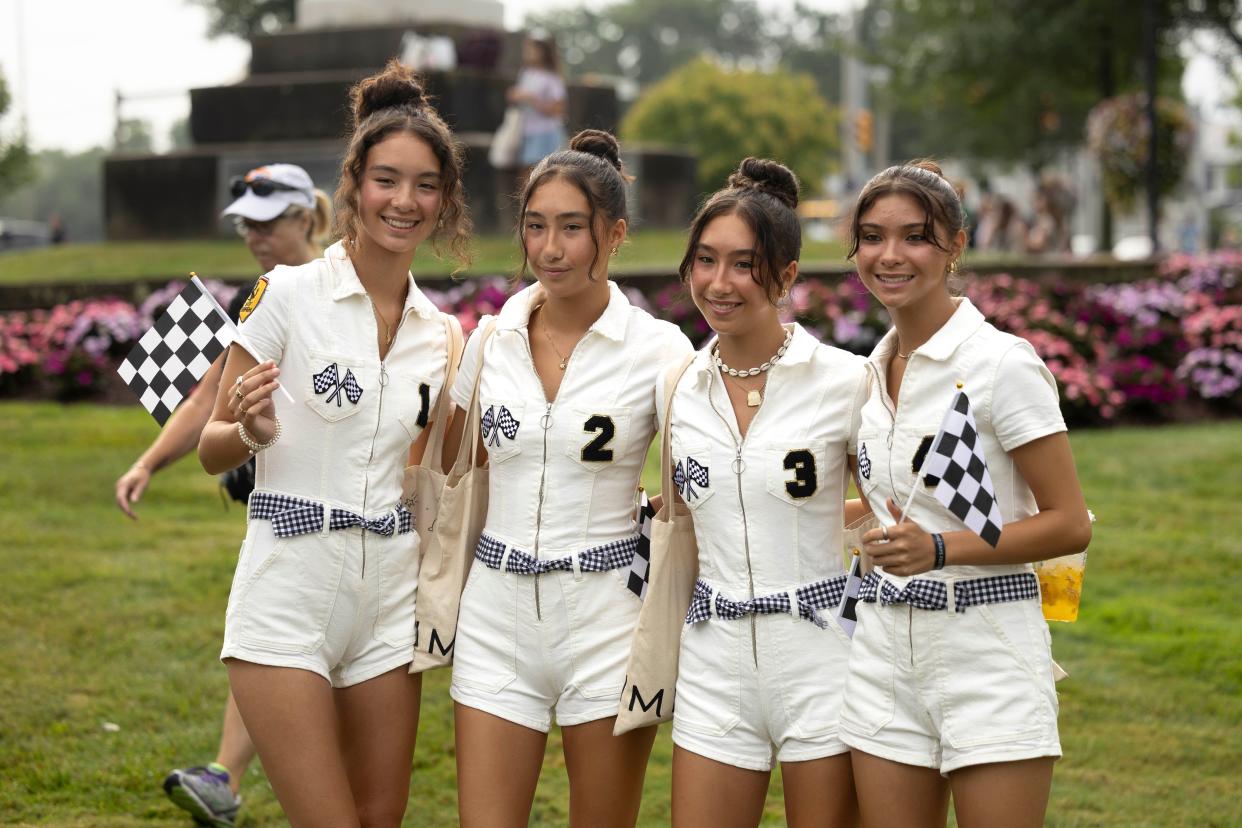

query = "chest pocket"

[
  {"left": 480, "top": 399, "right": 525, "bottom": 464},
  {"left": 670, "top": 439, "right": 716, "bottom": 511},
  {"left": 765, "top": 440, "right": 826, "bottom": 507},
  {"left": 305, "top": 350, "right": 367, "bottom": 423},
  {"left": 563, "top": 405, "right": 633, "bottom": 473},
  {"left": 395, "top": 374, "right": 439, "bottom": 442}
]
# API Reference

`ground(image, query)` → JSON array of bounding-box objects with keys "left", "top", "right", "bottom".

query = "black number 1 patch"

[
  {"left": 783, "top": 449, "right": 818, "bottom": 499},
  {"left": 581, "top": 415, "right": 616, "bottom": 462},
  {"left": 416, "top": 383, "right": 431, "bottom": 428}
]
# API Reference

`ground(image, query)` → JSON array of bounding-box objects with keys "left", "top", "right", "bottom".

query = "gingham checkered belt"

[
  {"left": 858, "top": 570, "right": 1039, "bottom": 611},
  {"left": 685, "top": 575, "right": 848, "bottom": 629},
  {"left": 248, "top": 492, "right": 413, "bottom": 539},
  {"left": 473, "top": 532, "right": 640, "bottom": 576}
]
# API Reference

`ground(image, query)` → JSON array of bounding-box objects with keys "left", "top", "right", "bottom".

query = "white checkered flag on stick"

[
  {"left": 117, "top": 275, "right": 236, "bottom": 426},
  {"left": 626, "top": 489, "right": 658, "bottom": 600},
  {"left": 920, "top": 390, "right": 1004, "bottom": 547}
]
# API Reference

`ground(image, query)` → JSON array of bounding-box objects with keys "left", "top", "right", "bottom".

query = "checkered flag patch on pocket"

[
  {"left": 923, "top": 391, "right": 1004, "bottom": 547},
  {"left": 626, "top": 490, "right": 658, "bottom": 600},
  {"left": 116, "top": 276, "right": 235, "bottom": 426}
]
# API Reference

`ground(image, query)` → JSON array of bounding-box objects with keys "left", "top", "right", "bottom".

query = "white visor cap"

[{"left": 222, "top": 163, "right": 316, "bottom": 222}]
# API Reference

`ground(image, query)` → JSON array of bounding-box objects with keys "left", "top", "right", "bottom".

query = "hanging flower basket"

[{"left": 1086, "top": 93, "right": 1194, "bottom": 211}]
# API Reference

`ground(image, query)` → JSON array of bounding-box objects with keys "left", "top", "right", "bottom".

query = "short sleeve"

[
  {"left": 990, "top": 341, "right": 1066, "bottom": 452},
  {"left": 847, "top": 360, "right": 872, "bottom": 455},
  {"left": 450, "top": 316, "right": 494, "bottom": 410},
  {"left": 234, "top": 267, "right": 292, "bottom": 365},
  {"left": 546, "top": 74, "right": 567, "bottom": 103},
  {"left": 652, "top": 327, "right": 695, "bottom": 432}
]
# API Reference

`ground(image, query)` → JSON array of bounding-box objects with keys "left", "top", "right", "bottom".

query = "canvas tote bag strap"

[
  {"left": 419, "top": 314, "right": 465, "bottom": 470},
  {"left": 449, "top": 318, "right": 500, "bottom": 475},
  {"left": 658, "top": 353, "right": 698, "bottom": 520}
]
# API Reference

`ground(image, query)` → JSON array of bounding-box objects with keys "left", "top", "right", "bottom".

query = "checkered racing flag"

[
  {"left": 923, "top": 391, "right": 1004, "bottom": 547},
  {"left": 626, "top": 490, "right": 658, "bottom": 600},
  {"left": 117, "top": 276, "right": 235, "bottom": 426},
  {"left": 835, "top": 552, "right": 864, "bottom": 638}
]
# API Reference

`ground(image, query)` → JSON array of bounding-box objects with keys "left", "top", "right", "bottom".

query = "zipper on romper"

[
  {"left": 521, "top": 327, "right": 590, "bottom": 622},
  {"left": 706, "top": 371, "right": 760, "bottom": 667},
  {"left": 360, "top": 296, "right": 396, "bottom": 580}
]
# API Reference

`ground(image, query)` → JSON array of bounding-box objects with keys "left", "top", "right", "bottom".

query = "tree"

[
  {"left": 189, "top": 0, "right": 295, "bottom": 39},
  {"left": 0, "top": 69, "right": 33, "bottom": 195},
  {"left": 621, "top": 58, "right": 838, "bottom": 194},
  {"left": 113, "top": 119, "right": 154, "bottom": 153},
  {"left": 858, "top": 0, "right": 1190, "bottom": 167},
  {"left": 0, "top": 147, "right": 107, "bottom": 241}
]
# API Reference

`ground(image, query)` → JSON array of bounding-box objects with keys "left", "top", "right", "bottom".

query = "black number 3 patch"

[
  {"left": 581, "top": 415, "right": 616, "bottom": 462},
  {"left": 783, "top": 449, "right": 818, "bottom": 499}
]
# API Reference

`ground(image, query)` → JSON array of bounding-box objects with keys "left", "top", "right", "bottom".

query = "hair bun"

[
  {"left": 351, "top": 59, "right": 426, "bottom": 126},
  {"left": 569, "top": 129, "right": 623, "bottom": 172},
  {"left": 727, "top": 157, "right": 799, "bottom": 209},
  {"left": 909, "top": 158, "right": 945, "bottom": 178}
]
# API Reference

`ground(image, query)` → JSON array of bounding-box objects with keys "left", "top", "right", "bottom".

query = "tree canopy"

[
  {"left": 621, "top": 58, "right": 838, "bottom": 194},
  {"left": 189, "top": 0, "right": 295, "bottom": 39},
  {"left": 0, "top": 70, "right": 33, "bottom": 195}
]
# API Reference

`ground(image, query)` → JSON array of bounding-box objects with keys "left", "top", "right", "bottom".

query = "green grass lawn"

[
  {"left": 1, "top": 405, "right": 1239, "bottom": 826},
  {"left": 0, "top": 233, "right": 849, "bottom": 285}
]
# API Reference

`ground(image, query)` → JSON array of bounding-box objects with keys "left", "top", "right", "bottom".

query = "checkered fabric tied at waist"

[
  {"left": 474, "top": 533, "right": 640, "bottom": 575},
  {"left": 857, "top": 570, "right": 1039, "bottom": 611},
  {"left": 248, "top": 492, "right": 413, "bottom": 539},
  {"left": 685, "top": 575, "right": 849, "bottom": 629}
]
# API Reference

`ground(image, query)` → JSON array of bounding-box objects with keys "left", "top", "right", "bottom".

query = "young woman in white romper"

[
  {"left": 663, "top": 158, "right": 868, "bottom": 828},
  {"left": 445, "top": 130, "right": 693, "bottom": 827},
  {"left": 838, "top": 160, "right": 1093, "bottom": 828},
  {"left": 198, "top": 61, "right": 471, "bottom": 828}
]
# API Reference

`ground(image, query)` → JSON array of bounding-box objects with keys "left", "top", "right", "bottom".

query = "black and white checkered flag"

[
  {"left": 923, "top": 391, "right": 1004, "bottom": 547},
  {"left": 626, "top": 490, "right": 657, "bottom": 600},
  {"left": 117, "top": 276, "right": 235, "bottom": 426},
  {"left": 835, "top": 552, "right": 864, "bottom": 638}
]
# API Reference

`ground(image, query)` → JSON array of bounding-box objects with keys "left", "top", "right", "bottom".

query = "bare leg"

[
  {"left": 214, "top": 690, "right": 257, "bottom": 795},
  {"left": 949, "top": 757, "right": 1054, "bottom": 828},
  {"left": 672, "top": 745, "right": 770, "bottom": 828},
  {"left": 227, "top": 660, "right": 359, "bottom": 828},
  {"left": 562, "top": 718, "right": 657, "bottom": 827},
  {"left": 782, "top": 753, "right": 858, "bottom": 828},
  {"left": 851, "top": 751, "right": 949, "bottom": 828},
  {"left": 336, "top": 667, "right": 423, "bottom": 828},
  {"left": 455, "top": 703, "right": 548, "bottom": 828}
]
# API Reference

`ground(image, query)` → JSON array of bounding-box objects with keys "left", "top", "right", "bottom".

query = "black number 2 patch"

[
  {"left": 783, "top": 449, "right": 818, "bottom": 499},
  {"left": 416, "top": 383, "right": 431, "bottom": 428},
  {"left": 581, "top": 415, "right": 616, "bottom": 462}
]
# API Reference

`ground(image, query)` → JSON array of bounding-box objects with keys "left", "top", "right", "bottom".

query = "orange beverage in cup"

[{"left": 1035, "top": 552, "right": 1086, "bottom": 622}]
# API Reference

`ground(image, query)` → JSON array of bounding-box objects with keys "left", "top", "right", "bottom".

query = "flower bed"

[{"left": 2, "top": 258, "right": 1238, "bottom": 424}]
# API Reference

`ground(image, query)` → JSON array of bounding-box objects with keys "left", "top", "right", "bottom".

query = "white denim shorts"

[
  {"left": 220, "top": 522, "right": 419, "bottom": 688},
  {"left": 839, "top": 595, "right": 1061, "bottom": 774},
  {"left": 672, "top": 610, "right": 853, "bottom": 772},
  {"left": 450, "top": 560, "right": 641, "bottom": 732}
]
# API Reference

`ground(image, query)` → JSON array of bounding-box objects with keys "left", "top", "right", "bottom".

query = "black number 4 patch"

[
  {"left": 783, "top": 449, "right": 817, "bottom": 499},
  {"left": 581, "top": 415, "right": 616, "bottom": 462}
]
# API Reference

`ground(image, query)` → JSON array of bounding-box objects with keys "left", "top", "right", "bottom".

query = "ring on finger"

[
  {"left": 234, "top": 387, "right": 244, "bottom": 401},
  {"left": 239, "top": 404, "right": 247, "bottom": 416},
  {"left": 881, "top": 525, "right": 890, "bottom": 541}
]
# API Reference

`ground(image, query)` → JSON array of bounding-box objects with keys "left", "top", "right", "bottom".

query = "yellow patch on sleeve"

[{"left": 238, "top": 276, "right": 268, "bottom": 323}]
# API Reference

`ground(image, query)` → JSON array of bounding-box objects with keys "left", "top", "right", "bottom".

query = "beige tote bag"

[
  {"left": 614, "top": 354, "right": 698, "bottom": 735},
  {"left": 409, "top": 320, "right": 497, "bottom": 674}
]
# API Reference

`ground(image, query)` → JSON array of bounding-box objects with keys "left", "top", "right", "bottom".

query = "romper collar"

[
  {"left": 868, "top": 296, "right": 986, "bottom": 370},
  {"left": 496, "top": 281, "right": 631, "bottom": 342},
  {"left": 324, "top": 240, "right": 438, "bottom": 321}
]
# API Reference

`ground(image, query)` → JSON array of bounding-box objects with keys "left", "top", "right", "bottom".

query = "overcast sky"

[{"left": 0, "top": 0, "right": 1228, "bottom": 155}]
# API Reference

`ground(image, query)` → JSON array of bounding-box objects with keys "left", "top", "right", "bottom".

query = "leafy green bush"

[{"left": 621, "top": 58, "right": 838, "bottom": 194}]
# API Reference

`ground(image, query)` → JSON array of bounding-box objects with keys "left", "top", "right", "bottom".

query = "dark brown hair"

[
  {"left": 678, "top": 157, "right": 801, "bottom": 304},
  {"left": 526, "top": 36, "right": 561, "bottom": 74},
  {"left": 847, "top": 159, "right": 965, "bottom": 259},
  {"left": 334, "top": 59, "right": 472, "bottom": 269},
  {"left": 517, "top": 129, "right": 631, "bottom": 281}
]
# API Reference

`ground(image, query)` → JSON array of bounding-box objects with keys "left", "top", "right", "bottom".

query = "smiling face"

[
  {"left": 688, "top": 211, "right": 790, "bottom": 337},
  {"left": 855, "top": 193, "right": 965, "bottom": 314},
  {"left": 356, "top": 130, "right": 443, "bottom": 258},
  {"left": 522, "top": 175, "right": 624, "bottom": 300}
]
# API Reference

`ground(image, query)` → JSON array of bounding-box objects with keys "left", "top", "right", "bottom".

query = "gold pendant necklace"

[{"left": 540, "top": 312, "right": 571, "bottom": 370}]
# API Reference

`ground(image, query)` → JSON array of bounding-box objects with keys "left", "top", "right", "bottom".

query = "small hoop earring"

[
  {"left": 437, "top": 217, "right": 445, "bottom": 229},
  {"left": 611, "top": 246, "right": 618, "bottom": 256}
]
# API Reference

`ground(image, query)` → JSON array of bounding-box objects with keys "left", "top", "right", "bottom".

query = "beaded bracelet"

[
  {"left": 931, "top": 533, "right": 947, "bottom": 570},
  {"left": 237, "top": 416, "right": 282, "bottom": 454}
]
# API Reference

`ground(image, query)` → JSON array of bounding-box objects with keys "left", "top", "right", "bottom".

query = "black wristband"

[{"left": 931, "top": 533, "right": 947, "bottom": 570}]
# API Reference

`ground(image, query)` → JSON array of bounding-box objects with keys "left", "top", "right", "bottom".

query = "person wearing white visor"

[
  {"left": 223, "top": 164, "right": 332, "bottom": 274},
  {"left": 116, "top": 161, "right": 330, "bottom": 828}
]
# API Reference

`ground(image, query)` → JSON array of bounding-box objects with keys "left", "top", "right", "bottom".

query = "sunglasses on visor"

[{"left": 230, "top": 176, "right": 305, "bottom": 199}]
